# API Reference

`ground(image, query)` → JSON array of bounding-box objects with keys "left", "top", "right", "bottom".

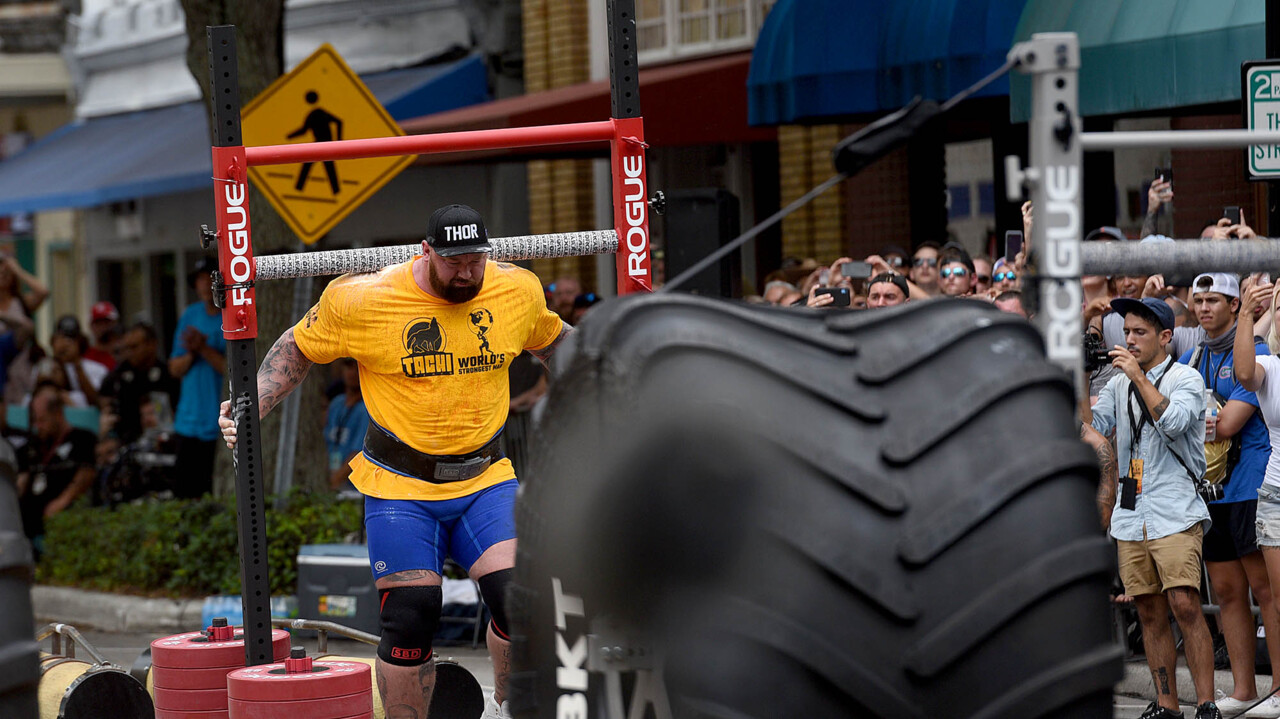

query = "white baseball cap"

[{"left": 1191, "top": 272, "right": 1240, "bottom": 299}]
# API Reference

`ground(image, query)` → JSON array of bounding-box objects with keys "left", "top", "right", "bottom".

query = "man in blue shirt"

[
  {"left": 1178, "top": 273, "right": 1280, "bottom": 717},
  {"left": 324, "top": 357, "right": 369, "bottom": 494},
  {"left": 167, "top": 258, "right": 226, "bottom": 498},
  {"left": 1089, "top": 296, "right": 1217, "bottom": 719}
]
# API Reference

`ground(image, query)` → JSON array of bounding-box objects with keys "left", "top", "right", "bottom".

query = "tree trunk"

[{"left": 180, "top": 0, "right": 331, "bottom": 497}]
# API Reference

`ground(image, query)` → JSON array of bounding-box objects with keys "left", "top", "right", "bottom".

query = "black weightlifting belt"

[{"left": 363, "top": 421, "right": 503, "bottom": 483}]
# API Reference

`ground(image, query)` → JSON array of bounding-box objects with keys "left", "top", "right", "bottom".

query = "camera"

[
  {"left": 1197, "top": 478, "right": 1224, "bottom": 504},
  {"left": 1084, "top": 332, "right": 1110, "bottom": 372}
]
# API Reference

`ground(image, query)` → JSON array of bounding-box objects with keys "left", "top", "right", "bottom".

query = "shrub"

[{"left": 37, "top": 491, "right": 363, "bottom": 598}]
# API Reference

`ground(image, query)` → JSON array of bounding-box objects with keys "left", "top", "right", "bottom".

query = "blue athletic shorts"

[{"left": 364, "top": 480, "right": 518, "bottom": 579}]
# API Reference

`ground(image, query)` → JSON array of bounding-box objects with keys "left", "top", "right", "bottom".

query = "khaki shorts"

[{"left": 1117, "top": 524, "right": 1204, "bottom": 596}]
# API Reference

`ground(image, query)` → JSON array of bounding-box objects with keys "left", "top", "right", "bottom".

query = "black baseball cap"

[
  {"left": 54, "top": 314, "right": 81, "bottom": 337},
  {"left": 1111, "top": 297, "right": 1175, "bottom": 332},
  {"left": 188, "top": 256, "right": 216, "bottom": 285},
  {"left": 867, "top": 272, "right": 909, "bottom": 297},
  {"left": 426, "top": 204, "right": 492, "bottom": 257}
]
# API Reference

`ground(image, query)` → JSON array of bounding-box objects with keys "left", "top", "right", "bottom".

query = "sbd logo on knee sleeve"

[{"left": 391, "top": 647, "right": 422, "bottom": 661}]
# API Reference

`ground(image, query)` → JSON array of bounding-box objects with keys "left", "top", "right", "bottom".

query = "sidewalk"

[
  {"left": 1117, "top": 657, "right": 1273, "bottom": 706},
  {"left": 32, "top": 585, "right": 205, "bottom": 634}
]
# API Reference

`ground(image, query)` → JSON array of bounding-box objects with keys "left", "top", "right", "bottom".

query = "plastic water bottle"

[{"left": 1205, "top": 389, "right": 1218, "bottom": 441}]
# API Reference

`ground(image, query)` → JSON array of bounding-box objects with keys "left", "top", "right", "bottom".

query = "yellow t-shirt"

[{"left": 293, "top": 259, "right": 563, "bottom": 500}]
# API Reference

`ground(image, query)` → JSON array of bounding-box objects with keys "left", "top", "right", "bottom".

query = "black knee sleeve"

[
  {"left": 478, "top": 568, "right": 513, "bottom": 640},
  {"left": 377, "top": 585, "right": 442, "bottom": 666}
]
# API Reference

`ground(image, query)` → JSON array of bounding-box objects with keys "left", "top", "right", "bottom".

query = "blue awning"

[
  {"left": 747, "top": 0, "right": 1029, "bottom": 126},
  {"left": 0, "top": 54, "right": 488, "bottom": 215}
]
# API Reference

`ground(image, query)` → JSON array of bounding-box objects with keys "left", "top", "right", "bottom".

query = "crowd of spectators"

[
  {"left": 9, "top": 258, "right": 228, "bottom": 556},
  {"left": 739, "top": 174, "right": 1280, "bottom": 719}
]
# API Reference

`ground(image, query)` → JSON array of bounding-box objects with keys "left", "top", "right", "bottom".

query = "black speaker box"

[{"left": 663, "top": 189, "right": 741, "bottom": 297}]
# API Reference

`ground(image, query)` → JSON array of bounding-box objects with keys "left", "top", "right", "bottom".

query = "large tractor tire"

[
  {"left": 0, "top": 440, "right": 38, "bottom": 719},
  {"left": 507, "top": 295, "right": 1121, "bottom": 719}
]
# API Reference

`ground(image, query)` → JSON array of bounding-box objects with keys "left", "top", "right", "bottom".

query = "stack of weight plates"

[
  {"left": 150, "top": 623, "right": 292, "bottom": 719},
  {"left": 226, "top": 654, "right": 372, "bottom": 719}
]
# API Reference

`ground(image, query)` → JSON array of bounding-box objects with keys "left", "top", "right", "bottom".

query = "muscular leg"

[
  {"left": 1206, "top": 559, "right": 1259, "bottom": 700},
  {"left": 1168, "top": 586, "right": 1217, "bottom": 706},
  {"left": 1243, "top": 551, "right": 1280, "bottom": 688},
  {"left": 471, "top": 538, "right": 516, "bottom": 704},
  {"left": 1137, "top": 593, "right": 1181, "bottom": 712},
  {"left": 375, "top": 569, "right": 441, "bottom": 719}
]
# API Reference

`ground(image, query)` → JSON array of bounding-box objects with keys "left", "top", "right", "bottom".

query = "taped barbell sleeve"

[
  {"left": 253, "top": 230, "right": 619, "bottom": 281},
  {"left": 1079, "top": 239, "right": 1280, "bottom": 277}
]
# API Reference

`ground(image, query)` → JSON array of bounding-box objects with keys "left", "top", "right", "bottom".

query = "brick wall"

[
  {"left": 777, "top": 125, "right": 847, "bottom": 262},
  {"left": 1171, "top": 115, "right": 1264, "bottom": 238},
  {"left": 522, "top": 0, "right": 597, "bottom": 290},
  {"left": 841, "top": 138, "right": 912, "bottom": 260}
]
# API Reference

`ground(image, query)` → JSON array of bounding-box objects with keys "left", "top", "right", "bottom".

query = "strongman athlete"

[{"left": 219, "top": 204, "right": 570, "bottom": 719}]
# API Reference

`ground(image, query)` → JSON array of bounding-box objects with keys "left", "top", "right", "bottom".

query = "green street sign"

[{"left": 1244, "top": 62, "right": 1280, "bottom": 180}]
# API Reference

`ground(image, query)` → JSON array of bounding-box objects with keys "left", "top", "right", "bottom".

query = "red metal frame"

[
  {"left": 211, "top": 145, "right": 259, "bottom": 339},
  {"left": 609, "top": 117, "right": 653, "bottom": 294},
  {"left": 217, "top": 118, "right": 652, "bottom": 309}
]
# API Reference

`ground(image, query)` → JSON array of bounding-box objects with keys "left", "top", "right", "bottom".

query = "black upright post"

[
  {"left": 207, "top": 25, "right": 273, "bottom": 667},
  {"left": 1268, "top": 0, "right": 1280, "bottom": 236},
  {"left": 607, "top": 0, "right": 641, "bottom": 120}
]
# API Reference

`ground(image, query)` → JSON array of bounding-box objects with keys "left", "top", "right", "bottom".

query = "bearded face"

[{"left": 428, "top": 254, "right": 484, "bottom": 303}]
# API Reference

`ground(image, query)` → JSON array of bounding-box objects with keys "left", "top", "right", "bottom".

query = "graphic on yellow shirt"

[
  {"left": 292, "top": 259, "right": 563, "bottom": 501},
  {"left": 401, "top": 317, "right": 454, "bottom": 377}
]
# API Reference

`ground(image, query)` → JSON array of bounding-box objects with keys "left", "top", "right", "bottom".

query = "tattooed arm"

[
  {"left": 1081, "top": 422, "right": 1118, "bottom": 531},
  {"left": 218, "top": 327, "right": 313, "bottom": 449},
  {"left": 256, "top": 328, "right": 313, "bottom": 417},
  {"left": 529, "top": 321, "right": 573, "bottom": 367}
]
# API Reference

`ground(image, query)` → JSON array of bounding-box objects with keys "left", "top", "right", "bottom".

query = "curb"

[
  {"left": 1120, "top": 659, "right": 1275, "bottom": 706},
  {"left": 32, "top": 585, "right": 205, "bottom": 634}
]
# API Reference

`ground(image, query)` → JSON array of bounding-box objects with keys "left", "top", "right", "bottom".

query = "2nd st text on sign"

[{"left": 1251, "top": 70, "right": 1280, "bottom": 167}]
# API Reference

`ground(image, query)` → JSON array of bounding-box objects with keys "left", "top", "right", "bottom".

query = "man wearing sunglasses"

[
  {"left": 973, "top": 255, "right": 994, "bottom": 295},
  {"left": 992, "top": 258, "right": 1019, "bottom": 293},
  {"left": 879, "top": 245, "right": 909, "bottom": 273},
  {"left": 909, "top": 242, "right": 941, "bottom": 297},
  {"left": 938, "top": 249, "right": 976, "bottom": 297}
]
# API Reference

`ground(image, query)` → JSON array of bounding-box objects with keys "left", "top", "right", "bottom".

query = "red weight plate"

[
  {"left": 227, "top": 690, "right": 371, "bottom": 719},
  {"left": 154, "top": 686, "right": 229, "bottom": 711},
  {"left": 151, "top": 629, "right": 292, "bottom": 669},
  {"left": 227, "top": 661, "right": 372, "bottom": 702},
  {"left": 154, "top": 708, "right": 229, "bottom": 719},
  {"left": 152, "top": 664, "right": 240, "bottom": 690}
]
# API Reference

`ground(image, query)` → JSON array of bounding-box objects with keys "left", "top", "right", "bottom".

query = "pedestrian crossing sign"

[{"left": 241, "top": 44, "right": 415, "bottom": 244}]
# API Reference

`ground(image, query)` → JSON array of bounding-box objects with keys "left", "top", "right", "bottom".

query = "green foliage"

[{"left": 37, "top": 491, "right": 363, "bottom": 598}]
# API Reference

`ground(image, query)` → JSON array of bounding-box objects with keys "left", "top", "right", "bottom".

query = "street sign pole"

[{"left": 1268, "top": 0, "right": 1280, "bottom": 235}]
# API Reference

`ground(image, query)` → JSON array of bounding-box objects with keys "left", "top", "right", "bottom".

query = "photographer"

[
  {"left": 866, "top": 273, "right": 909, "bottom": 309},
  {"left": 1086, "top": 297, "right": 1218, "bottom": 719}
]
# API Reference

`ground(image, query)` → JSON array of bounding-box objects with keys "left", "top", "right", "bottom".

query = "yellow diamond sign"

[{"left": 242, "top": 44, "right": 414, "bottom": 244}]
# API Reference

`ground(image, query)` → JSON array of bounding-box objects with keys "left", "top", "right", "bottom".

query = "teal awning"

[{"left": 1010, "top": 0, "right": 1264, "bottom": 122}]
